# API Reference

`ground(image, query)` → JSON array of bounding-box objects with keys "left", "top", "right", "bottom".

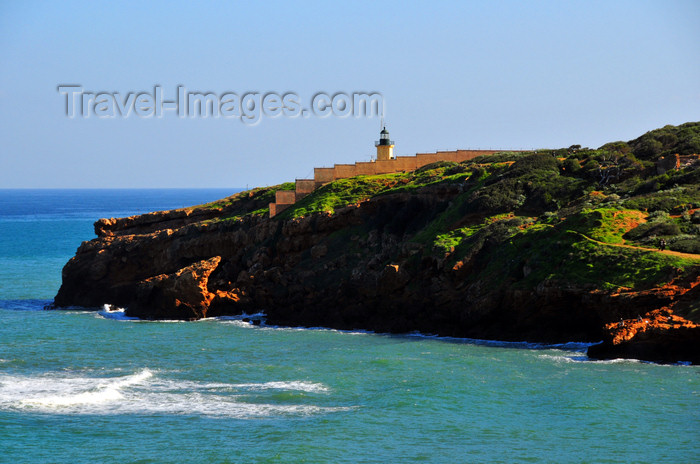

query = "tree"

[{"left": 597, "top": 154, "right": 621, "bottom": 186}]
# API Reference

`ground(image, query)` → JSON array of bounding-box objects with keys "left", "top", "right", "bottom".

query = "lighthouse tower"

[{"left": 375, "top": 127, "right": 395, "bottom": 160}]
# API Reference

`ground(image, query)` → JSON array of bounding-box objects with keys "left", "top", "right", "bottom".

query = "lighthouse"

[{"left": 375, "top": 127, "right": 395, "bottom": 160}]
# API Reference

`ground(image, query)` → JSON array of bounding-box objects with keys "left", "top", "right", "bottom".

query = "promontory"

[{"left": 53, "top": 122, "right": 700, "bottom": 364}]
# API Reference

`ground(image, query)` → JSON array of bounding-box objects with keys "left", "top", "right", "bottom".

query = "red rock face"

[
  {"left": 588, "top": 279, "right": 700, "bottom": 364},
  {"left": 53, "top": 186, "right": 700, "bottom": 364},
  {"left": 605, "top": 308, "right": 698, "bottom": 346},
  {"left": 127, "top": 256, "right": 236, "bottom": 320}
]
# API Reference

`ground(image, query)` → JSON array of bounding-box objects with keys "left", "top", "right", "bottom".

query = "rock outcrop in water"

[
  {"left": 53, "top": 122, "right": 700, "bottom": 364},
  {"left": 588, "top": 307, "right": 700, "bottom": 364}
]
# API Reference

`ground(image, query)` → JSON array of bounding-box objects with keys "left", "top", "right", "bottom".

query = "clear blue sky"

[{"left": 1, "top": 0, "right": 698, "bottom": 188}]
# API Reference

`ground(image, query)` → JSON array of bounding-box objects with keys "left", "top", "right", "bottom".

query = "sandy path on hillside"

[{"left": 569, "top": 230, "right": 700, "bottom": 260}]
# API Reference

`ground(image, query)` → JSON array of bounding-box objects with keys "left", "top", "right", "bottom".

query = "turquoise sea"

[{"left": 0, "top": 189, "right": 698, "bottom": 463}]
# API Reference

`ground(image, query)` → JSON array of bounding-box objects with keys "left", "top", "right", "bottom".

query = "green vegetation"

[
  {"left": 431, "top": 213, "right": 516, "bottom": 255},
  {"left": 191, "top": 122, "right": 700, "bottom": 292},
  {"left": 278, "top": 162, "right": 474, "bottom": 219},
  {"left": 285, "top": 122, "right": 699, "bottom": 290},
  {"left": 565, "top": 208, "right": 646, "bottom": 244},
  {"left": 190, "top": 182, "right": 297, "bottom": 224},
  {"left": 627, "top": 122, "right": 700, "bottom": 160},
  {"left": 197, "top": 182, "right": 295, "bottom": 211},
  {"left": 280, "top": 175, "right": 402, "bottom": 217},
  {"left": 622, "top": 185, "right": 700, "bottom": 212},
  {"left": 501, "top": 225, "right": 696, "bottom": 290}
]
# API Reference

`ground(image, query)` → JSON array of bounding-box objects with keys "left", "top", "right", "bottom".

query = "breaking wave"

[
  {"left": 537, "top": 354, "right": 640, "bottom": 364},
  {"left": 97, "top": 304, "right": 139, "bottom": 320},
  {"left": 0, "top": 369, "right": 348, "bottom": 418}
]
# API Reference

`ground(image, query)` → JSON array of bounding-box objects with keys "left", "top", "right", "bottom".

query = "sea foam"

[
  {"left": 537, "top": 353, "right": 640, "bottom": 364},
  {"left": 0, "top": 369, "right": 345, "bottom": 418},
  {"left": 97, "top": 304, "right": 140, "bottom": 320},
  {"left": 15, "top": 369, "right": 153, "bottom": 407},
  {"left": 233, "top": 381, "right": 330, "bottom": 393}
]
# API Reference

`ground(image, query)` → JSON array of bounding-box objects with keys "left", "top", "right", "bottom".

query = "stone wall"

[
  {"left": 269, "top": 149, "right": 510, "bottom": 217},
  {"left": 312, "top": 149, "right": 502, "bottom": 182},
  {"left": 295, "top": 179, "right": 316, "bottom": 201},
  {"left": 313, "top": 167, "right": 335, "bottom": 187},
  {"left": 275, "top": 190, "right": 296, "bottom": 205}
]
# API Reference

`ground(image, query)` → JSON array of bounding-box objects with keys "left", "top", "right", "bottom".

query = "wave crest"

[{"left": 0, "top": 369, "right": 344, "bottom": 418}]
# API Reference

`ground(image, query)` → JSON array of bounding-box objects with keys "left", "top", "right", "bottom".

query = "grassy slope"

[
  {"left": 278, "top": 162, "right": 473, "bottom": 219},
  {"left": 291, "top": 123, "right": 699, "bottom": 290},
  {"left": 188, "top": 182, "right": 296, "bottom": 223},
  {"left": 187, "top": 122, "right": 700, "bottom": 297}
]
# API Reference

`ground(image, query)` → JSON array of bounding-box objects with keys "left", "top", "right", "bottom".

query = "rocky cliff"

[{"left": 53, "top": 123, "right": 700, "bottom": 363}]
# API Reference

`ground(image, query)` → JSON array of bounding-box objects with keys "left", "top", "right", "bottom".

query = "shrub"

[
  {"left": 628, "top": 122, "right": 700, "bottom": 159},
  {"left": 624, "top": 221, "right": 681, "bottom": 240},
  {"left": 598, "top": 141, "right": 632, "bottom": 154},
  {"left": 520, "top": 174, "right": 584, "bottom": 213},
  {"left": 669, "top": 237, "right": 700, "bottom": 254},
  {"left": 468, "top": 151, "right": 532, "bottom": 164},
  {"left": 462, "top": 178, "right": 525, "bottom": 214},
  {"left": 647, "top": 210, "right": 670, "bottom": 220},
  {"left": 562, "top": 158, "right": 581, "bottom": 174},
  {"left": 509, "top": 153, "right": 558, "bottom": 175}
]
